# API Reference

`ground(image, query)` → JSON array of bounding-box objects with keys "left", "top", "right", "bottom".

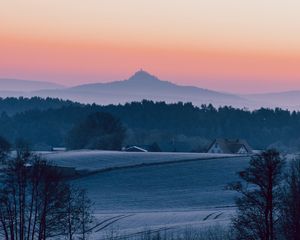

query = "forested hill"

[
  {"left": 0, "top": 97, "right": 300, "bottom": 151},
  {"left": 0, "top": 97, "right": 82, "bottom": 115}
]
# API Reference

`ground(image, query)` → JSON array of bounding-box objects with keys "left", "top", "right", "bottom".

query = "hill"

[
  {"left": 44, "top": 150, "right": 233, "bottom": 172},
  {"left": 72, "top": 154, "right": 248, "bottom": 211},
  {"left": 0, "top": 97, "right": 81, "bottom": 115},
  {"left": 0, "top": 78, "right": 63, "bottom": 92},
  {"left": 2, "top": 71, "right": 300, "bottom": 109},
  {"left": 1, "top": 71, "right": 252, "bottom": 108},
  {"left": 64, "top": 153, "right": 250, "bottom": 236},
  {"left": 244, "top": 91, "right": 300, "bottom": 110},
  {"left": 70, "top": 70, "right": 240, "bottom": 99},
  {"left": 67, "top": 70, "right": 250, "bottom": 107}
]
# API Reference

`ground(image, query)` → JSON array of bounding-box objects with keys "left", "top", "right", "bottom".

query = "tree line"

[
  {"left": 0, "top": 97, "right": 81, "bottom": 116},
  {"left": 1, "top": 98, "right": 300, "bottom": 151}
]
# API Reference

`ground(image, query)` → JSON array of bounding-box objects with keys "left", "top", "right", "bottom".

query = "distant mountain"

[
  {"left": 2, "top": 71, "right": 300, "bottom": 109},
  {"left": 32, "top": 70, "right": 252, "bottom": 108},
  {"left": 0, "top": 78, "right": 64, "bottom": 92},
  {"left": 243, "top": 91, "right": 300, "bottom": 110}
]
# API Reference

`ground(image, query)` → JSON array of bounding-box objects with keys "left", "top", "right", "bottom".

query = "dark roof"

[{"left": 208, "top": 139, "right": 253, "bottom": 154}]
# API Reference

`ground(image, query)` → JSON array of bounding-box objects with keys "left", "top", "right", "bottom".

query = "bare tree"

[
  {"left": 0, "top": 147, "right": 93, "bottom": 240},
  {"left": 228, "top": 149, "right": 284, "bottom": 240},
  {"left": 0, "top": 136, "right": 10, "bottom": 163},
  {"left": 279, "top": 158, "right": 300, "bottom": 240},
  {"left": 63, "top": 187, "right": 93, "bottom": 240},
  {"left": 77, "top": 189, "right": 93, "bottom": 240}
]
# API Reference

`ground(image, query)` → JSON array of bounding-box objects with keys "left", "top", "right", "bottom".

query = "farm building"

[
  {"left": 123, "top": 146, "right": 148, "bottom": 152},
  {"left": 207, "top": 139, "right": 253, "bottom": 154}
]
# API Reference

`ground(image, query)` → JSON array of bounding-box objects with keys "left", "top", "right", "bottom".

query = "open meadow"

[{"left": 43, "top": 151, "right": 250, "bottom": 238}]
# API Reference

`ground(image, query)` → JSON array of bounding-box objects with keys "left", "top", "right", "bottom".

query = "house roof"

[
  {"left": 124, "top": 146, "right": 148, "bottom": 152},
  {"left": 208, "top": 139, "right": 253, "bottom": 154}
]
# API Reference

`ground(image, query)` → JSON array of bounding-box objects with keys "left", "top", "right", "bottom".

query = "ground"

[{"left": 43, "top": 151, "right": 250, "bottom": 238}]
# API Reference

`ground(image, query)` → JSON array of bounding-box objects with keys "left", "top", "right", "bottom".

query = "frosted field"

[
  {"left": 43, "top": 152, "right": 250, "bottom": 238},
  {"left": 72, "top": 157, "right": 250, "bottom": 211},
  {"left": 89, "top": 208, "right": 236, "bottom": 239},
  {"left": 42, "top": 150, "right": 234, "bottom": 172}
]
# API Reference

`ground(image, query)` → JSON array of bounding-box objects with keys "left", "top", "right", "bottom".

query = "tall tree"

[
  {"left": 0, "top": 148, "right": 93, "bottom": 240},
  {"left": 0, "top": 135, "right": 10, "bottom": 163},
  {"left": 77, "top": 189, "right": 93, "bottom": 240},
  {"left": 66, "top": 112, "right": 126, "bottom": 150},
  {"left": 64, "top": 188, "right": 93, "bottom": 240},
  {"left": 228, "top": 149, "right": 284, "bottom": 240},
  {"left": 279, "top": 158, "right": 300, "bottom": 240}
]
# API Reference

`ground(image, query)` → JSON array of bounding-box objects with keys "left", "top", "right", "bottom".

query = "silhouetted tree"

[
  {"left": 279, "top": 158, "right": 300, "bottom": 240},
  {"left": 66, "top": 112, "right": 126, "bottom": 150},
  {"left": 64, "top": 188, "right": 93, "bottom": 240},
  {"left": 0, "top": 147, "right": 93, "bottom": 240},
  {"left": 15, "top": 138, "right": 31, "bottom": 159},
  {"left": 77, "top": 189, "right": 93, "bottom": 240},
  {"left": 0, "top": 135, "right": 10, "bottom": 162},
  {"left": 228, "top": 149, "right": 284, "bottom": 240}
]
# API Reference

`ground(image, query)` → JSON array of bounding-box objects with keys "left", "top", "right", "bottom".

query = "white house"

[{"left": 207, "top": 139, "right": 253, "bottom": 155}]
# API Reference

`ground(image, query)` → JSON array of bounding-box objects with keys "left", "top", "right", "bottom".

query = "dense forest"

[
  {"left": 0, "top": 97, "right": 300, "bottom": 152},
  {"left": 0, "top": 97, "right": 81, "bottom": 115}
]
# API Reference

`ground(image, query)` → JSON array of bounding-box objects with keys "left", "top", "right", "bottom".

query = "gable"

[
  {"left": 208, "top": 142, "right": 225, "bottom": 153},
  {"left": 237, "top": 145, "right": 248, "bottom": 154}
]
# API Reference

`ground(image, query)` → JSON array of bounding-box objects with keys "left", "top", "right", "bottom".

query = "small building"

[
  {"left": 123, "top": 146, "right": 148, "bottom": 152},
  {"left": 51, "top": 147, "right": 67, "bottom": 152},
  {"left": 207, "top": 139, "right": 253, "bottom": 155}
]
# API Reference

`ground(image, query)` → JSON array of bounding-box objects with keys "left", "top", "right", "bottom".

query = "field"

[
  {"left": 43, "top": 150, "right": 234, "bottom": 172},
  {"left": 43, "top": 151, "right": 251, "bottom": 238}
]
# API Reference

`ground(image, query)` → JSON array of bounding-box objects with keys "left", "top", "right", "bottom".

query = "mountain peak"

[{"left": 127, "top": 69, "right": 160, "bottom": 82}]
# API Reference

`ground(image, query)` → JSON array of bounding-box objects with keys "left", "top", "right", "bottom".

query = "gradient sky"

[{"left": 1, "top": 0, "right": 300, "bottom": 93}]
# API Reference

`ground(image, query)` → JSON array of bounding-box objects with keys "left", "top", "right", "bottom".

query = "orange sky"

[{"left": 1, "top": 0, "right": 300, "bottom": 93}]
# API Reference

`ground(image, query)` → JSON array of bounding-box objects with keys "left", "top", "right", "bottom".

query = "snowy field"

[
  {"left": 89, "top": 208, "right": 236, "bottom": 239},
  {"left": 41, "top": 152, "right": 250, "bottom": 238},
  {"left": 42, "top": 150, "right": 235, "bottom": 172},
  {"left": 72, "top": 156, "right": 250, "bottom": 212}
]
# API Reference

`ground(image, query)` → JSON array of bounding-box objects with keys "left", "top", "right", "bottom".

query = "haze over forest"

[{"left": 1, "top": 70, "right": 300, "bottom": 110}]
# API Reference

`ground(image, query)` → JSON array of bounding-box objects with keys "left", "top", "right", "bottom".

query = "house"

[
  {"left": 123, "top": 145, "right": 148, "bottom": 152},
  {"left": 207, "top": 139, "right": 253, "bottom": 155},
  {"left": 51, "top": 147, "right": 67, "bottom": 152}
]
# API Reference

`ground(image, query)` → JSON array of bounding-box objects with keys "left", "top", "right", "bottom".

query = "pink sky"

[{"left": 1, "top": 0, "right": 300, "bottom": 93}]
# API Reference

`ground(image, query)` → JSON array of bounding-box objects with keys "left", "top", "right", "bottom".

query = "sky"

[{"left": 1, "top": 0, "right": 300, "bottom": 94}]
